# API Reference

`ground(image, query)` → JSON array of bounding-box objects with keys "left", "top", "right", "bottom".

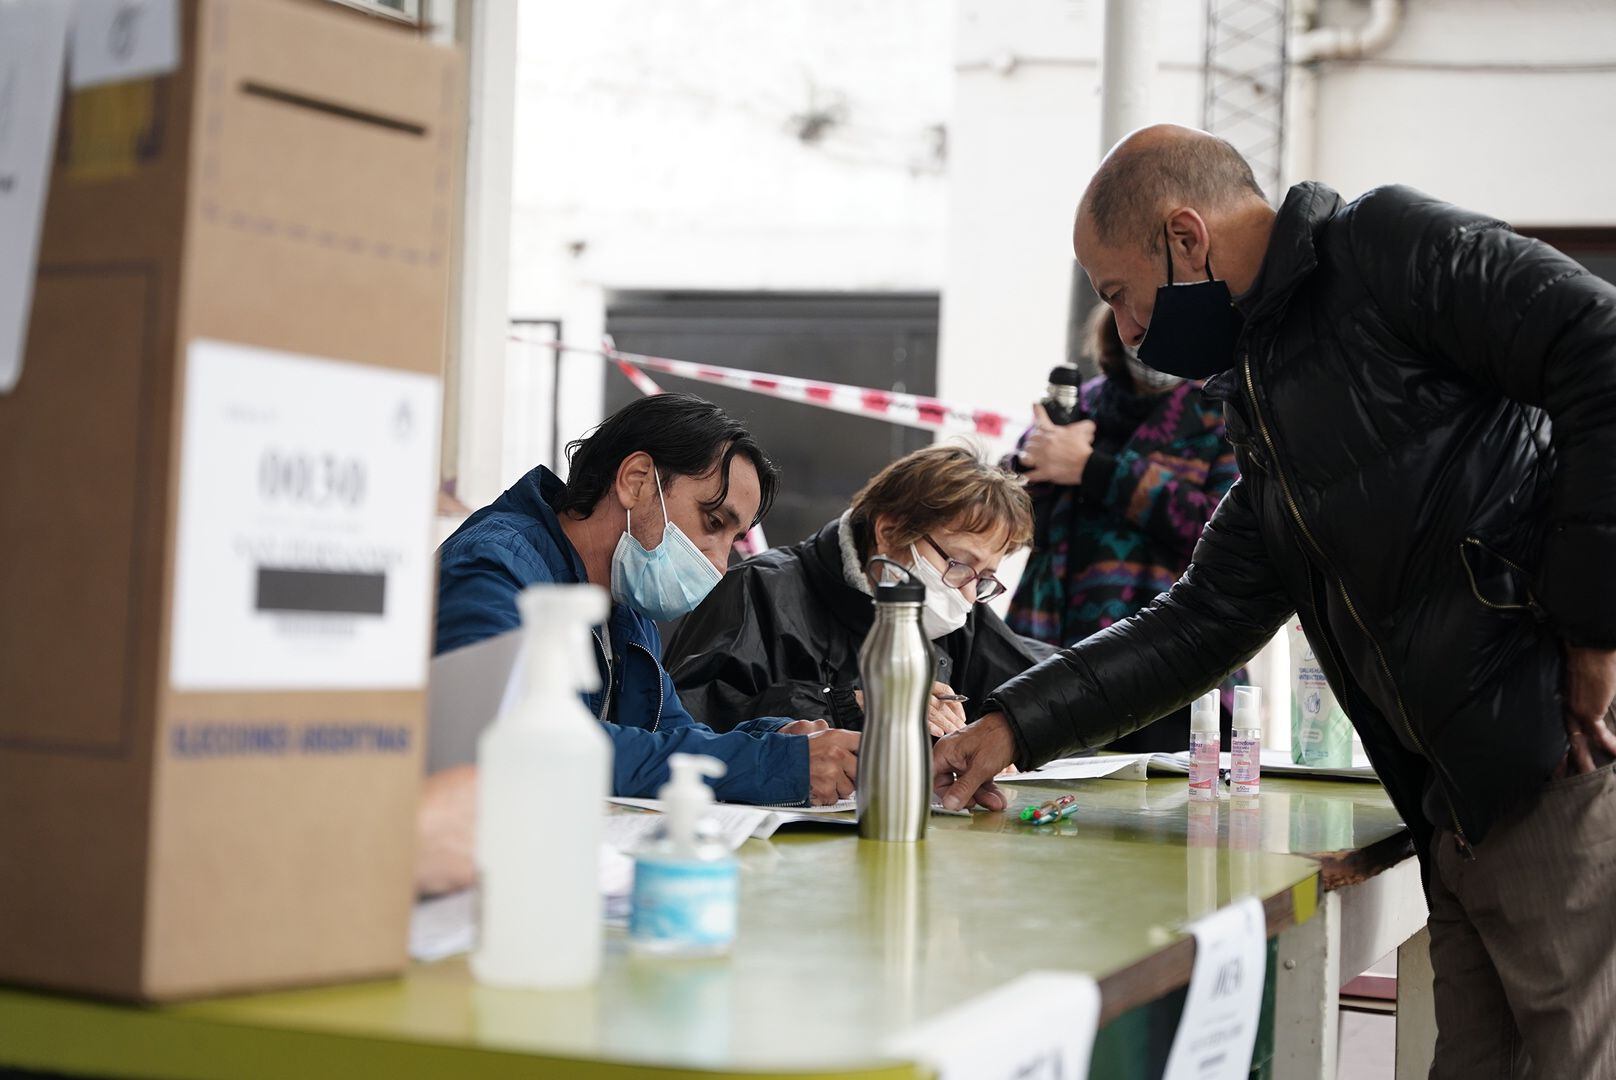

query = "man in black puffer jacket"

[{"left": 933, "top": 125, "right": 1616, "bottom": 1076}]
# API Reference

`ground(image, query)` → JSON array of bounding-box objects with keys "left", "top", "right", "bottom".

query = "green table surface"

[{"left": 0, "top": 775, "right": 1411, "bottom": 1080}]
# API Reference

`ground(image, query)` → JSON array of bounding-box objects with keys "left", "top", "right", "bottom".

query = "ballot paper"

[
  {"left": 887, "top": 971, "right": 1102, "bottom": 1080},
  {"left": 607, "top": 795, "right": 970, "bottom": 844},
  {"left": 998, "top": 752, "right": 1154, "bottom": 783},
  {"left": 1162, "top": 897, "right": 1266, "bottom": 1080},
  {"left": 408, "top": 845, "right": 636, "bottom": 962},
  {"left": 1148, "top": 748, "right": 1377, "bottom": 783},
  {"left": 0, "top": 0, "right": 71, "bottom": 396},
  {"left": 608, "top": 797, "right": 858, "bottom": 843}
]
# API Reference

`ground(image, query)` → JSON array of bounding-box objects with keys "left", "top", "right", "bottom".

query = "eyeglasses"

[{"left": 923, "top": 535, "right": 1006, "bottom": 603}]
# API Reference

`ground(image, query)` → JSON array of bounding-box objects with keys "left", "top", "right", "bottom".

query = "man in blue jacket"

[{"left": 434, "top": 393, "right": 859, "bottom": 810}]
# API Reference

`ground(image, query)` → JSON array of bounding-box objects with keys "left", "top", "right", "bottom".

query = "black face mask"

[{"left": 1134, "top": 225, "right": 1244, "bottom": 380}]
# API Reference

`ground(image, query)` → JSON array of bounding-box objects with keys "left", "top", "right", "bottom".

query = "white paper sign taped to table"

[
  {"left": 1162, "top": 896, "right": 1266, "bottom": 1080},
  {"left": 887, "top": 970, "right": 1101, "bottom": 1080},
  {"left": 0, "top": 0, "right": 71, "bottom": 397},
  {"left": 170, "top": 339, "right": 441, "bottom": 691},
  {"left": 70, "top": 0, "right": 180, "bottom": 89}
]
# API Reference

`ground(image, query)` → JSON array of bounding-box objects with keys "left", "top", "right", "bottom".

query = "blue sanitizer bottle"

[{"left": 629, "top": 754, "right": 738, "bottom": 957}]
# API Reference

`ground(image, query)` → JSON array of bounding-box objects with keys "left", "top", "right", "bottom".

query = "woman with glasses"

[{"left": 664, "top": 444, "right": 1052, "bottom": 737}]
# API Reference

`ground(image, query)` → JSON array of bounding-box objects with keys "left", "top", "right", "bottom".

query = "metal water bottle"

[{"left": 857, "top": 569, "right": 933, "bottom": 842}]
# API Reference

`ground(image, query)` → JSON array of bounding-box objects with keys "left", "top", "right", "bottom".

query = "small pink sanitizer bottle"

[
  {"left": 1188, "top": 690, "right": 1221, "bottom": 801},
  {"left": 1230, "top": 686, "right": 1263, "bottom": 798}
]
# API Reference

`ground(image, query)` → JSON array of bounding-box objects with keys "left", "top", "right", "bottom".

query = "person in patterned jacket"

[{"left": 1007, "top": 304, "right": 1239, "bottom": 751}]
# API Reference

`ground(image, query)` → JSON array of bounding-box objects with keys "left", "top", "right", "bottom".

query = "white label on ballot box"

[
  {"left": 1162, "top": 896, "right": 1266, "bottom": 1080},
  {"left": 0, "top": 0, "right": 71, "bottom": 397},
  {"left": 887, "top": 971, "right": 1101, "bottom": 1080},
  {"left": 170, "top": 339, "right": 441, "bottom": 691},
  {"left": 69, "top": 0, "right": 179, "bottom": 89}
]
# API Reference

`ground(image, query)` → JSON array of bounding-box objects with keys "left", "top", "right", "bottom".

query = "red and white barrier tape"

[
  {"left": 611, "top": 356, "right": 666, "bottom": 398},
  {"left": 511, "top": 335, "right": 1015, "bottom": 439},
  {"left": 594, "top": 341, "right": 770, "bottom": 557}
]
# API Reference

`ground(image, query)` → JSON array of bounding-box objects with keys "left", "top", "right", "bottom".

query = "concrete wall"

[{"left": 1307, "top": 0, "right": 1616, "bottom": 223}]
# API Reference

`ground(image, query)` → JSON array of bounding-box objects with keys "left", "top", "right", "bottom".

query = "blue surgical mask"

[{"left": 609, "top": 468, "right": 722, "bottom": 622}]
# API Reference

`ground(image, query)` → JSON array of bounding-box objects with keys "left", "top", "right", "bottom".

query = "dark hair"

[
  {"left": 1083, "top": 132, "right": 1266, "bottom": 252},
  {"left": 1085, "top": 303, "right": 1128, "bottom": 382},
  {"left": 555, "top": 393, "right": 779, "bottom": 527}
]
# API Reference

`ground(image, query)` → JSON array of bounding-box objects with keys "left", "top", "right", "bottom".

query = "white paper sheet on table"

[
  {"left": 608, "top": 795, "right": 969, "bottom": 844},
  {"left": 998, "top": 753, "right": 1154, "bottom": 783},
  {"left": 609, "top": 797, "right": 860, "bottom": 843},
  {"left": 409, "top": 845, "right": 635, "bottom": 962}
]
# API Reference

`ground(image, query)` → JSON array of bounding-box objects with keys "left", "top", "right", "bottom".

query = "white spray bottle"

[
  {"left": 629, "top": 754, "right": 739, "bottom": 958},
  {"left": 472, "top": 583, "right": 612, "bottom": 989}
]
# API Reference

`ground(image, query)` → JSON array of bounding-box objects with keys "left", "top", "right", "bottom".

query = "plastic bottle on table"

[
  {"left": 1288, "top": 621, "right": 1353, "bottom": 767},
  {"left": 1188, "top": 689, "right": 1221, "bottom": 802},
  {"left": 1230, "top": 685, "right": 1263, "bottom": 798},
  {"left": 629, "top": 754, "right": 739, "bottom": 957},
  {"left": 472, "top": 583, "right": 612, "bottom": 989}
]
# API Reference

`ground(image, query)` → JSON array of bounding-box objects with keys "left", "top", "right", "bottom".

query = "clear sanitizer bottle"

[
  {"left": 630, "top": 754, "right": 739, "bottom": 957},
  {"left": 1188, "top": 689, "right": 1221, "bottom": 802},
  {"left": 472, "top": 583, "right": 613, "bottom": 989},
  {"left": 1230, "top": 685, "right": 1263, "bottom": 798}
]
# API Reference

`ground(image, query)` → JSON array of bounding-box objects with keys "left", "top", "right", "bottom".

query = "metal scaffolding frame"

[{"left": 1203, "top": 0, "right": 1290, "bottom": 203}]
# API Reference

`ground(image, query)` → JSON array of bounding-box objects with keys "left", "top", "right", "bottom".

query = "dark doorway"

[{"left": 603, "top": 293, "right": 940, "bottom": 549}]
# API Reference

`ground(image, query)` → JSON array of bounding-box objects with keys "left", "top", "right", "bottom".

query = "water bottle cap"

[
  {"left": 874, "top": 580, "right": 925, "bottom": 604},
  {"left": 867, "top": 555, "right": 925, "bottom": 604},
  {"left": 1047, "top": 365, "right": 1083, "bottom": 387}
]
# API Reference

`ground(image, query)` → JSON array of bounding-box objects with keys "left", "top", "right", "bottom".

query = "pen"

[
  {"left": 1018, "top": 794, "right": 1076, "bottom": 824},
  {"left": 1032, "top": 803, "right": 1081, "bottom": 826},
  {"left": 934, "top": 693, "right": 969, "bottom": 703}
]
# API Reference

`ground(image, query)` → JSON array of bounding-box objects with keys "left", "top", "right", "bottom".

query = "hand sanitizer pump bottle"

[
  {"left": 1188, "top": 689, "right": 1222, "bottom": 802},
  {"left": 472, "top": 583, "right": 612, "bottom": 989},
  {"left": 1230, "top": 685, "right": 1263, "bottom": 798},
  {"left": 629, "top": 754, "right": 739, "bottom": 957}
]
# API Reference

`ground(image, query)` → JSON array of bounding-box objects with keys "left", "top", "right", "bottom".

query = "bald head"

[{"left": 1078, "top": 124, "right": 1266, "bottom": 253}]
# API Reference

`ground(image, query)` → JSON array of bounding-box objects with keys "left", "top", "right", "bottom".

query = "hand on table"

[
  {"left": 414, "top": 764, "right": 478, "bottom": 897},
  {"left": 806, "top": 729, "right": 861, "bottom": 805},
  {"left": 1562, "top": 644, "right": 1616, "bottom": 773},
  {"left": 1017, "top": 406, "right": 1097, "bottom": 486},
  {"left": 932, "top": 713, "right": 1015, "bottom": 812}
]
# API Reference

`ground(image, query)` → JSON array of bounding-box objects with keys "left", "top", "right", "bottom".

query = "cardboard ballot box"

[{"left": 0, "top": 0, "right": 461, "bottom": 1001}]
